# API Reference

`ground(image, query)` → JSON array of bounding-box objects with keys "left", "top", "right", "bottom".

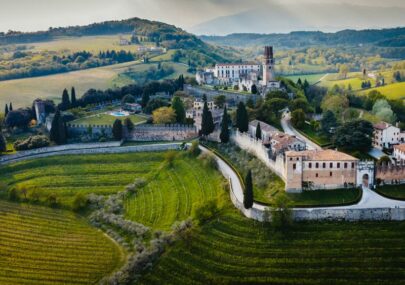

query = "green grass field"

[
  {"left": 125, "top": 156, "right": 224, "bottom": 231},
  {"left": 18, "top": 34, "right": 145, "bottom": 54},
  {"left": 376, "top": 184, "right": 405, "bottom": 200},
  {"left": 70, "top": 113, "right": 146, "bottom": 126},
  {"left": 359, "top": 82, "right": 405, "bottom": 101},
  {"left": 140, "top": 203, "right": 405, "bottom": 284},
  {"left": 0, "top": 152, "right": 166, "bottom": 209},
  {"left": 0, "top": 200, "right": 124, "bottom": 285},
  {"left": 285, "top": 73, "right": 327, "bottom": 85}
]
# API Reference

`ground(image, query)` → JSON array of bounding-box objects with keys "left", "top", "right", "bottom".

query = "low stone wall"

[
  {"left": 67, "top": 124, "right": 113, "bottom": 137},
  {"left": 293, "top": 208, "right": 405, "bottom": 221}
]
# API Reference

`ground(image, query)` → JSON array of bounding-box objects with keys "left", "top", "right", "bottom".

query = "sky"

[{"left": 0, "top": 0, "right": 404, "bottom": 34}]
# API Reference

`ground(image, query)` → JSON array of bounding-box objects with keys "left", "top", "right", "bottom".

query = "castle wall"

[{"left": 376, "top": 164, "right": 405, "bottom": 184}]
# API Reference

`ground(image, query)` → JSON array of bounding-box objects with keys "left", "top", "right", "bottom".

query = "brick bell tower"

[{"left": 263, "top": 46, "right": 275, "bottom": 84}]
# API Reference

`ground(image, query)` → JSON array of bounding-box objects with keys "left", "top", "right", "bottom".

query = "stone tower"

[{"left": 262, "top": 46, "right": 275, "bottom": 84}]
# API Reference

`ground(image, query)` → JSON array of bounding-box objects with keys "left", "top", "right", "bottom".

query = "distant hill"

[
  {"left": 201, "top": 28, "right": 405, "bottom": 49},
  {"left": 0, "top": 17, "right": 235, "bottom": 65},
  {"left": 190, "top": 3, "right": 405, "bottom": 36}
]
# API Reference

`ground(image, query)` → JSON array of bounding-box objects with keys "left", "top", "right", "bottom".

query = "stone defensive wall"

[
  {"left": 184, "top": 84, "right": 261, "bottom": 105},
  {"left": 127, "top": 124, "right": 198, "bottom": 141},
  {"left": 376, "top": 163, "right": 405, "bottom": 185},
  {"left": 66, "top": 123, "right": 113, "bottom": 137}
]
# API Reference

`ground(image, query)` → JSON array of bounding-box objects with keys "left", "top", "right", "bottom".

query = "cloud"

[{"left": 0, "top": 0, "right": 404, "bottom": 33}]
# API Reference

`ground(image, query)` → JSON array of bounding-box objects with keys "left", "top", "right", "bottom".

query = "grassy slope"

[
  {"left": 70, "top": 113, "right": 146, "bottom": 126},
  {"left": 0, "top": 200, "right": 124, "bottom": 285},
  {"left": 358, "top": 82, "right": 405, "bottom": 101},
  {"left": 376, "top": 184, "right": 405, "bottom": 200},
  {"left": 140, "top": 201, "right": 405, "bottom": 285},
  {"left": 0, "top": 152, "right": 166, "bottom": 209},
  {"left": 125, "top": 156, "right": 224, "bottom": 231},
  {"left": 285, "top": 73, "right": 327, "bottom": 85}
]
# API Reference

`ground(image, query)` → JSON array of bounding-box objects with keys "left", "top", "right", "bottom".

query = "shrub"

[
  {"left": 164, "top": 151, "right": 178, "bottom": 168},
  {"left": 192, "top": 199, "right": 220, "bottom": 225},
  {"left": 198, "top": 153, "right": 217, "bottom": 170},
  {"left": 46, "top": 193, "right": 60, "bottom": 208},
  {"left": 8, "top": 188, "right": 19, "bottom": 201},
  {"left": 72, "top": 193, "right": 88, "bottom": 211},
  {"left": 188, "top": 141, "right": 201, "bottom": 157},
  {"left": 28, "top": 188, "right": 41, "bottom": 203},
  {"left": 14, "top": 135, "right": 50, "bottom": 151}
]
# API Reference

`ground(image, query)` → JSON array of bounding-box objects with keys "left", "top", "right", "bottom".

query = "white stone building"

[
  {"left": 394, "top": 144, "right": 405, "bottom": 163},
  {"left": 373, "top": 122, "right": 402, "bottom": 150},
  {"left": 248, "top": 120, "right": 280, "bottom": 143}
]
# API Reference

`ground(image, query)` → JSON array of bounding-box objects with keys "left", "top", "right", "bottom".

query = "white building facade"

[{"left": 373, "top": 122, "right": 402, "bottom": 150}]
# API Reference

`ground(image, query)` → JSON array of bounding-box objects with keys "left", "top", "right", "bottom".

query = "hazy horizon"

[{"left": 1, "top": 0, "right": 405, "bottom": 35}]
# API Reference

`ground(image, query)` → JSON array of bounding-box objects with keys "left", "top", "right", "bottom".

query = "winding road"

[{"left": 281, "top": 112, "right": 322, "bottom": 150}]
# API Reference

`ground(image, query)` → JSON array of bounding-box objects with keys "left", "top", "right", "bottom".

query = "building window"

[
  {"left": 309, "top": 163, "right": 312, "bottom": 168},
  {"left": 330, "top": 162, "right": 333, "bottom": 168},
  {"left": 337, "top": 163, "right": 340, "bottom": 168},
  {"left": 344, "top": 163, "right": 348, "bottom": 169},
  {"left": 316, "top": 163, "right": 319, "bottom": 168},
  {"left": 330, "top": 172, "right": 333, "bottom": 177},
  {"left": 323, "top": 163, "right": 326, "bottom": 168},
  {"left": 352, "top": 162, "right": 355, "bottom": 168},
  {"left": 293, "top": 163, "right": 296, "bottom": 170},
  {"left": 316, "top": 173, "right": 318, "bottom": 178},
  {"left": 290, "top": 158, "right": 293, "bottom": 161}
]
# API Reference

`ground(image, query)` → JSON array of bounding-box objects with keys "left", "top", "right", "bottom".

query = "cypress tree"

[
  {"left": 61, "top": 89, "right": 70, "bottom": 110},
  {"left": 50, "top": 109, "right": 67, "bottom": 145},
  {"left": 9, "top": 102, "right": 13, "bottom": 111},
  {"left": 243, "top": 170, "right": 253, "bottom": 209},
  {"left": 220, "top": 106, "right": 230, "bottom": 143},
  {"left": 71, "top": 87, "right": 77, "bottom": 107},
  {"left": 201, "top": 101, "right": 214, "bottom": 137},
  {"left": 141, "top": 92, "right": 150, "bottom": 108},
  {"left": 0, "top": 126, "right": 7, "bottom": 152},
  {"left": 112, "top": 119, "right": 123, "bottom": 141},
  {"left": 236, "top": 102, "right": 248, "bottom": 133},
  {"left": 172, "top": 96, "right": 186, "bottom": 123},
  {"left": 4, "top": 104, "right": 8, "bottom": 117},
  {"left": 255, "top": 122, "right": 262, "bottom": 140}
]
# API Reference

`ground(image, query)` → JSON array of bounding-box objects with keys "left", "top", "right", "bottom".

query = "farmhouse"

[
  {"left": 270, "top": 133, "right": 306, "bottom": 155},
  {"left": 285, "top": 150, "right": 359, "bottom": 192},
  {"left": 373, "top": 122, "right": 402, "bottom": 150}
]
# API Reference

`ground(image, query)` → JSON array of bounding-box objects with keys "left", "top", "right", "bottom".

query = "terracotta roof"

[
  {"left": 394, "top": 144, "right": 405, "bottom": 152},
  {"left": 272, "top": 133, "right": 304, "bottom": 146},
  {"left": 374, "top": 122, "right": 395, "bottom": 130},
  {"left": 286, "top": 149, "right": 358, "bottom": 161},
  {"left": 249, "top": 120, "right": 279, "bottom": 134}
]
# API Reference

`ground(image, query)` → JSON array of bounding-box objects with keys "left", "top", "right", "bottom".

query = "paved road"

[{"left": 281, "top": 113, "right": 322, "bottom": 151}]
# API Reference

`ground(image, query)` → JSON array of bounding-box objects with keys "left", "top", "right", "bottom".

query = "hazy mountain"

[{"left": 190, "top": 3, "right": 405, "bottom": 36}]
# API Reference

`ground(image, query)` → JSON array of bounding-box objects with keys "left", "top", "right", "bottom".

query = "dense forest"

[{"left": 201, "top": 28, "right": 405, "bottom": 48}]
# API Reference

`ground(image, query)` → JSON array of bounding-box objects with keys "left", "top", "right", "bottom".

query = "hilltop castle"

[{"left": 196, "top": 46, "right": 282, "bottom": 94}]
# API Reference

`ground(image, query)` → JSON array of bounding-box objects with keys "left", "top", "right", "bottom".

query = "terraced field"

[
  {"left": 140, "top": 204, "right": 405, "bottom": 285},
  {"left": 0, "top": 152, "right": 166, "bottom": 208},
  {"left": 125, "top": 157, "right": 224, "bottom": 230},
  {"left": 0, "top": 200, "right": 124, "bottom": 285}
]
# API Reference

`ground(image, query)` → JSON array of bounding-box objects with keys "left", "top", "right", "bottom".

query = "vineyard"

[
  {"left": 140, "top": 203, "right": 405, "bottom": 285},
  {"left": 0, "top": 152, "right": 166, "bottom": 208},
  {"left": 0, "top": 200, "right": 124, "bottom": 285},
  {"left": 125, "top": 156, "right": 224, "bottom": 230}
]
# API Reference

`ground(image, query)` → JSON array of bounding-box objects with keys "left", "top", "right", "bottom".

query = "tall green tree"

[
  {"left": 61, "top": 89, "right": 70, "bottom": 110},
  {"left": 112, "top": 119, "right": 123, "bottom": 141},
  {"left": 334, "top": 120, "right": 373, "bottom": 151},
  {"left": 243, "top": 170, "right": 253, "bottom": 209},
  {"left": 251, "top": 84, "right": 258, "bottom": 94},
  {"left": 171, "top": 96, "right": 186, "bottom": 123},
  {"left": 255, "top": 122, "right": 262, "bottom": 140},
  {"left": 4, "top": 104, "right": 8, "bottom": 117},
  {"left": 291, "top": 109, "right": 306, "bottom": 129},
  {"left": 321, "top": 110, "right": 338, "bottom": 135},
  {"left": 201, "top": 101, "right": 214, "bottom": 137},
  {"left": 0, "top": 126, "right": 7, "bottom": 152},
  {"left": 9, "top": 102, "right": 12, "bottom": 111},
  {"left": 236, "top": 102, "right": 248, "bottom": 133},
  {"left": 50, "top": 109, "right": 67, "bottom": 145},
  {"left": 220, "top": 106, "right": 230, "bottom": 143},
  {"left": 141, "top": 92, "right": 150, "bottom": 108},
  {"left": 71, "top": 87, "right": 77, "bottom": 107}
]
